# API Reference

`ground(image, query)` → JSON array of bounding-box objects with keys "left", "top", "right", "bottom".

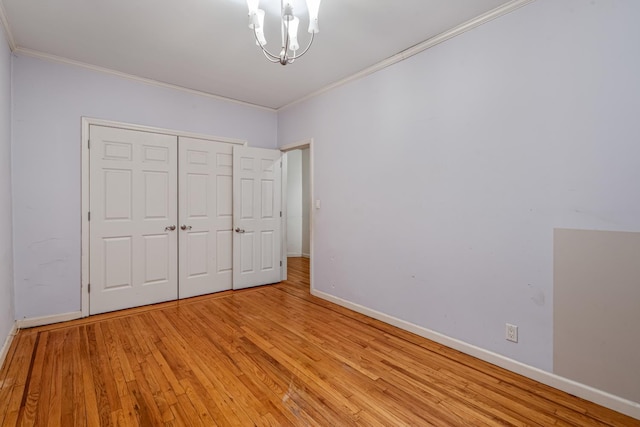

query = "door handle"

[
  {"left": 235, "top": 227, "right": 245, "bottom": 233},
  {"left": 165, "top": 225, "right": 176, "bottom": 231},
  {"left": 180, "top": 225, "right": 192, "bottom": 231}
]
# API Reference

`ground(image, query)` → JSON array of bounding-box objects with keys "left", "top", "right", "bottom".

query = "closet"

[{"left": 88, "top": 124, "right": 281, "bottom": 315}]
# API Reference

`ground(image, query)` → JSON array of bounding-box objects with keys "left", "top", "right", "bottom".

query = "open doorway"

[
  {"left": 286, "top": 148, "right": 310, "bottom": 259},
  {"left": 281, "top": 140, "right": 313, "bottom": 291}
]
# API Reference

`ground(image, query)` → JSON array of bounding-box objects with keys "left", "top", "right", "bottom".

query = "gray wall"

[
  {"left": 555, "top": 229, "right": 640, "bottom": 403},
  {"left": 278, "top": 0, "right": 640, "bottom": 381},
  {"left": 0, "top": 20, "right": 15, "bottom": 351},
  {"left": 11, "top": 54, "right": 278, "bottom": 319}
]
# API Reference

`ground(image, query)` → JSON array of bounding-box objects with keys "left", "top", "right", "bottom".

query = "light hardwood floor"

[{"left": 0, "top": 258, "right": 638, "bottom": 426}]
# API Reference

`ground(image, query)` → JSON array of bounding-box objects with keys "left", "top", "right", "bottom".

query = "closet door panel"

[
  {"left": 232, "top": 146, "right": 282, "bottom": 290},
  {"left": 89, "top": 125, "right": 178, "bottom": 315},
  {"left": 178, "top": 137, "right": 233, "bottom": 298}
]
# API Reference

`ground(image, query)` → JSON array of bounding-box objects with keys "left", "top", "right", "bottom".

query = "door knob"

[
  {"left": 180, "top": 225, "right": 192, "bottom": 231},
  {"left": 165, "top": 225, "right": 176, "bottom": 231},
  {"left": 235, "top": 227, "right": 245, "bottom": 233}
]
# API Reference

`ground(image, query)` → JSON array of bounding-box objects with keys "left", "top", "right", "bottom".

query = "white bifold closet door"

[
  {"left": 178, "top": 137, "right": 234, "bottom": 299},
  {"left": 233, "top": 146, "right": 282, "bottom": 290},
  {"left": 89, "top": 126, "right": 179, "bottom": 314}
]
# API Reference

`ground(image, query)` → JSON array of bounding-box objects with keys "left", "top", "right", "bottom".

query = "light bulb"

[
  {"left": 255, "top": 9, "right": 266, "bottom": 45},
  {"left": 287, "top": 17, "right": 300, "bottom": 51},
  {"left": 246, "top": 0, "right": 259, "bottom": 14},
  {"left": 305, "top": 0, "right": 321, "bottom": 33}
]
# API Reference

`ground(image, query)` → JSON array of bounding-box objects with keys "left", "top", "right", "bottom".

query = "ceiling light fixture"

[{"left": 246, "top": 0, "right": 322, "bottom": 65}]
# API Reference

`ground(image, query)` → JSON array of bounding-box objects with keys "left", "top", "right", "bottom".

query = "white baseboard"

[
  {"left": 312, "top": 289, "right": 640, "bottom": 420},
  {"left": 288, "top": 253, "right": 310, "bottom": 258},
  {"left": 0, "top": 322, "right": 18, "bottom": 370},
  {"left": 16, "top": 311, "right": 83, "bottom": 329}
]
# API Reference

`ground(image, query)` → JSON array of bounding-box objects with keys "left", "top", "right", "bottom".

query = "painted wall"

[
  {"left": 287, "top": 150, "right": 303, "bottom": 256},
  {"left": 278, "top": 0, "right": 640, "bottom": 380},
  {"left": 12, "top": 54, "right": 278, "bottom": 319},
  {"left": 301, "top": 148, "right": 310, "bottom": 257},
  {"left": 0, "top": 21, "right": 15, "bottom": 351}
]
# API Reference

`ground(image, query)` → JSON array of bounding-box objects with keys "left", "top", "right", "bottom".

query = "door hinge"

[
  {"left": 88, "top": 211, "right": 91, "bottom": 221},
  {"left": 280, "top": 261, "right": 282, "bottom": 267},
  {"left": 280, "top": 161, "right": 282, "bottom": 168},
  {"left": 280, "top": 211, "right": 282, "bottom": 217},
  {"left": 88, "top": 283, "right": 91, "bottom": 293},
  {"left": 88, "top": 139, "right": 90, "bottom": 149}
]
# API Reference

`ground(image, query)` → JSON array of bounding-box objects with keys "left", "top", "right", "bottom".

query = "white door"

[
  {"left": 178, "top": 137, "right": 233, "bottom": 298},
  {"left": 233, "top": 146, "right": 282, "bottom": 289},
  {"left": 89, "top": 126, "right": 178, "bottom": 314}
]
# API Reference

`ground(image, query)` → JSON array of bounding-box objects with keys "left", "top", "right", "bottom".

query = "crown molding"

[
  {"left": 278, "top": 0, "right": 537, "bottom": 111},
  {"left": 14, "top": 47, "right": 276, "bottom": 112},
  {"left": 0, "top": 0, "right": 16, "bottom": 50},
  {"left": 5, "top": 0, "right": 536, "bottom": 112}
]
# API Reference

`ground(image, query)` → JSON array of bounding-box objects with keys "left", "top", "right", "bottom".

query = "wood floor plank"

[
  {"left": 1, "top": 257, "right": 638, "bottom": 426},
  {"left": 78, "top": 325, "right": 102, "bottom": 427},
  {"left": 0, "top": 333, "right": 37, "bottom": 426},
  {"left": 46, "top": 329, "right": 65, "bottom": 425},
  {"left": 17, "top": 332, "right": 49, "bottom": 427},
  {"left": 60, "top": 329, "right": 76, "bottom": 426}
]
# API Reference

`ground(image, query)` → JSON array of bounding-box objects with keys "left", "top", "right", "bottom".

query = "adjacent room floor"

[{"left": 0, "top": 258, "right": 637, "bottom": 426}]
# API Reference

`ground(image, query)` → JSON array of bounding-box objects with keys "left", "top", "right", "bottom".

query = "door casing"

[{"left": 280, "top": 139, "right": 315, "bottom": 294}]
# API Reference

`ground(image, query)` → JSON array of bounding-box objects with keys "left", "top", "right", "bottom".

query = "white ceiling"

[{"left": 1, "top": 0, "right": 514, "bottom": 109}]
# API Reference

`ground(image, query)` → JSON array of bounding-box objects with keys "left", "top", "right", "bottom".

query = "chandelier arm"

[
  {"left": 290, "top": 31, "right": 315, "bottom": 61},
  {"left": 283, "top": 15, "right": 291, "bottom": 58},
  {"left": 252, "top": 29, "right": 281, "bottom": 61},
  {"left": 281, "top": 0, "right": 286, "bottom": 49},
  {"left": 261, "top": 48, "right": 281, "bottom": 63}
]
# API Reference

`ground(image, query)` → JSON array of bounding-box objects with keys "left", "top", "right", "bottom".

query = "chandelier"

[{"left": 246, "top": 0, "right": 322, "bottom": 65}]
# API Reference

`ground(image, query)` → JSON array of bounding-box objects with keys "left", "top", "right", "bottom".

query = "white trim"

[
  {"left": 14, "top": 48, "right": 275, "bottom": 112},
  {"left": 0, "top": 322, "right": 17, "bottom": 370},
  {"left": 278, "top": 0, "right": 536, "bottom": 112},
  {"left": 301, "top": 253, "right": 310, "bottom": 259},
  {"left": 312, "top": 289, "right": 640, "bottom": 420},
  {"left": 279, "top": 140, "right": 312, "bottom": 152},
  {"left": 287, "top": 252, "right": 302, "bottom": 257},
  {"left": 82, "top": 117, "right": 248, "bottom": 146},
  {"left": 81, "top": 118, "right": 90, "bottom": 317},
  {"left": 16, "top": 311, "right": 82, "bottom": 329},
  {"left": 0, "top": 1, "right": 16, "bottom": 51},
  {"left": 81, "top": 117, "right": 248, "bottom": 317},
  {"left": 281, "top": 153, "right": 288, "bottom": 281},
  {"left": 279, "top": 139, "right": 314, "bottom": 293},
  {"left": 8, "top": 2, "right": 534, "bottom": 112}
]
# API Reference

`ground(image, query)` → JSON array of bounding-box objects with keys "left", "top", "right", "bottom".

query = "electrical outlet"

[{"left": 506, "top": 323, "right": 518, "bottom": 343}]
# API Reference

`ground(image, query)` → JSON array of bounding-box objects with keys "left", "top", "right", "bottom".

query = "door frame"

[
  {"left": 280, "top": 138, "right": 315, "bottom": 292},
  {"left": 81, "top": 117, "right": 246, "bottom": 317}
]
